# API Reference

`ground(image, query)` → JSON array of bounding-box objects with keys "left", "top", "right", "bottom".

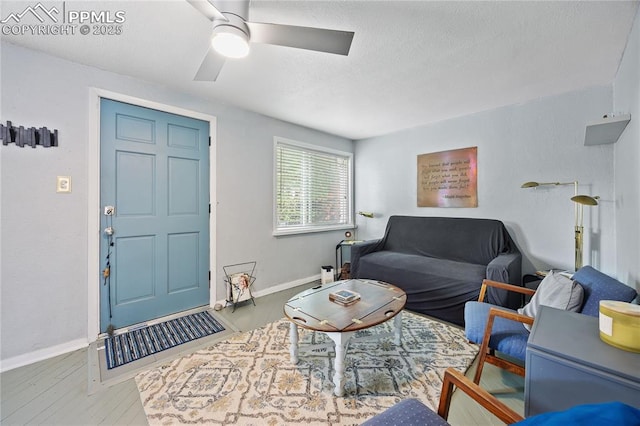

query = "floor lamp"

[
  {"left": 571, "top": 194, "right": 599, "bottom": 271},
  {"left": 521, "top": 181, "right": 599, "bottom": 271}
]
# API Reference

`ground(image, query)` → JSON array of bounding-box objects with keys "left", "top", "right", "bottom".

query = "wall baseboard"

[
  {"left": 1, "top": 275, "right": 322, "bottom": 373},
  {"left": 215, "top": 273, "right": 321, "bottom": 306},
  {"left": 0, "top": 338, "right": 88, "bottom": 373}
]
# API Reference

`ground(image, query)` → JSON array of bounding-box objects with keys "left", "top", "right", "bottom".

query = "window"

[{"left": 274, "top": 137, "right": 353, "bottom": 235}]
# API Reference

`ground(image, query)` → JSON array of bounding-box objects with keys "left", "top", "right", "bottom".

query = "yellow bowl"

[{"left": 599, "top": 300, "right": 640, "bottom": 353}]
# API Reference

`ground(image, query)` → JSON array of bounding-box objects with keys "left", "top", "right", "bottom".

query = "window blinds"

[{"left": 275, "top": 140, "right": 351, "bottom": 232}]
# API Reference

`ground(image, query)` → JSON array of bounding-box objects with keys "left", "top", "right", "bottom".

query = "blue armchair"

[
  {"left": 464, "top": 266, "right": 637, "bottom": 384},
  {"left": 362, "top": 368, "right": 523, "bottom": 425},
  {"left": 362, "top": 367, "right": 640, "bottom": 425}
]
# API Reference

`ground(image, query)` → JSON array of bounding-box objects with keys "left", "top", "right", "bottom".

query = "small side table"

[{"left": 335, "top": 240, "right": 363, "bottom": 279}]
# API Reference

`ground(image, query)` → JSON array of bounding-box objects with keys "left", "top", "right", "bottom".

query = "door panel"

[
  {"left": 115, "top": 236, "right": 155, "bottom": 303},
  {"left": 168, "top": 157, "right": 199, "bottom": 215},
  {"left": 100, "top": 99, "right": 210, "bottom": 331},
  {"left": 168, "top": 124, "right": 200, "bottom": 149},
  {"left": 116, "top": 114, "right": 155, "bottom": 143},
  {"left": 168, "top": 233, "right": 200, "bottom": 293},
  {"left": 116, "top": 151, "right": 156, "bottom": 215}
]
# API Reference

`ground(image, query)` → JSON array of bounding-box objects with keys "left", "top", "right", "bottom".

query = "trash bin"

[{"left": 321, "top": 265, "right": 334, "bottom": 284}]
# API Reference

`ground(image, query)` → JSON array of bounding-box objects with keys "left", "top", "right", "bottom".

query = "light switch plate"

[{"left": 56, "top": 176, "right": 71, "bottom": 193}]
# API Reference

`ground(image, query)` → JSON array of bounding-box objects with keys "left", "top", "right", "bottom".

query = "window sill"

[{"left": 273, "top": 224, "right": 355, "bottom": 237}]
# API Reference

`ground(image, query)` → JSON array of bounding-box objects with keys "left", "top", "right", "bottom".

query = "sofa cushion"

[
  {"left": 464, "top": 301, "right": 529, "bottom": 361},
  {"left": 517, "top": 271, "right": 584, "bottom": 330},
  {"left": 358, "top": 251, "right": 486, "bottom": 325},
  {"left": 360, "top": 250, "right": 486, "bottom": 281}
]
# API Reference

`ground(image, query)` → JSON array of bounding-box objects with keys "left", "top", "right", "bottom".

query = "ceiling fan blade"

[
  {"left": 247, "top": 22, "right": 354, "bottom": 56},
  {"left": 194, "top": 46, "right": 227, "bottom": 81},
  {"left": 186, "top": 0, "right": 228, "bottom": 22}
]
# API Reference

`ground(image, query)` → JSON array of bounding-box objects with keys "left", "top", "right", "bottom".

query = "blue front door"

[{"left": 100, "top": 99, "right": 210, "bottom": 332}]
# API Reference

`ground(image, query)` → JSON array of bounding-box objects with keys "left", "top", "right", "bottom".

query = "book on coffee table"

[{"left": 329, "top": 289, "right": 361, "bottom": 305}]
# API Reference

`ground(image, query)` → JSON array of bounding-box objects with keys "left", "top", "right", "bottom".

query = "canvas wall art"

[{"left": 417, "top": 147, "right": 477, "bottom": 207}]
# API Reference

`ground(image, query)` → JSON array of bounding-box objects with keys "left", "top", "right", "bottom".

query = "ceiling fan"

[{"left": 186, "top": 0, "right": 355, "bottom": 81}]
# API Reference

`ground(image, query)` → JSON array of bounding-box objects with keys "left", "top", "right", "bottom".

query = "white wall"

[
  {"left": 0, "top": 42, "right": 352, "bottom": 364},
  {"left": 3, "top": 14, "right": 638, "bottom": 367},
  {"left": 354, "top": 86, "right": 616, "bottom": 276},
  {"left": 613, "top": 6, "right": 640, "bottom": 292}
]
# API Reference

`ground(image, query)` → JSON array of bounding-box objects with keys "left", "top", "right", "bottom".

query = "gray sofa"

[{"left": 351, "top": 216, "right": 522, "bottom": 325}]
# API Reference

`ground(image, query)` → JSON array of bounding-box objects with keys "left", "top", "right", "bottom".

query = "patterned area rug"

[{"left": 135, "top": 311, "right": 478, "bottom": 425}]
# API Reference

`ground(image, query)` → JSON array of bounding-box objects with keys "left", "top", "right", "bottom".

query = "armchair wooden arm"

[
  {"left": 473, "top": 306, "right": 535, "bottom": 384},
  {"left": 478, "top": 279, "right": 537, "bottom": 302},
  {"left": 438, "top": 367, "right": 524, "bottom": 424},
  {"left": 487, "top": 306, "right": 535, "bottom": 327}
]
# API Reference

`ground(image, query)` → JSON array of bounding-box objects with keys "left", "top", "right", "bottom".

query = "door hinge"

[
  {"left": 209, "top": 203, "right": 211, "bottom": 214},
  {"left": 208, "top": 136, "right": 211, "bottom": 146},
  {"left": 208, "top": 270, "right": 211, "bottom": 288}
]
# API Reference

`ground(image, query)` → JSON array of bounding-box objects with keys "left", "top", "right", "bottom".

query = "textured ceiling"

[{"left": 1, "top": 1, "right": 638, "bottom": 140}]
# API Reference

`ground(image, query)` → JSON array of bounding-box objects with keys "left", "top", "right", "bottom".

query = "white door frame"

[{"left": 87, "top": 88, "right": 217, "bottom": 341}]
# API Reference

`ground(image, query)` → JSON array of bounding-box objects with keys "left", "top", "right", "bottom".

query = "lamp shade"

[
  {"left": 520, "top": 181, "right": 575, "bottom": 188},
  {"left": 521, "top": 181, "right": 540, "bottom": 188},
  {"left": 571, "top": 195, "right": 599, "bottom": 206},
  {"left": 357, "top": 211, "right": 374, "bottom": 218}
]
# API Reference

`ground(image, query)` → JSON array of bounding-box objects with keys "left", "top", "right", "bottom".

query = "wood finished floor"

[{"left": 0, "top": 282, "right": 524, "bottom": 425}]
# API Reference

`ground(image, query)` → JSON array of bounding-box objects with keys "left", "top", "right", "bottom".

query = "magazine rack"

[{"left": 223, "top": 261, "right": 257, "bottom": 312}]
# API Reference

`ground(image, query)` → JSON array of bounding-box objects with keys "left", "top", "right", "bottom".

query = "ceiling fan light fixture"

[
  {"left": 188, "top": 0, "right": 354, "bottom": 81},
  {"left": 212, "top": 25, "right": 250, "bottom": 58}
]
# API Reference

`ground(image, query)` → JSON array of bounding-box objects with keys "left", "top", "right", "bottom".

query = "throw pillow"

[{"left": 518, "top": 270, "right": 584, "bottom": 331}]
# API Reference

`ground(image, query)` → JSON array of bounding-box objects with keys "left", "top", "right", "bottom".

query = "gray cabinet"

[{"left": 525, "top": 306, "right": 640, "bottom": 417}]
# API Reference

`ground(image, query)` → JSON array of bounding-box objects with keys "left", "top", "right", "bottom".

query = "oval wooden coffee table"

[{"left": 284, "top": 279, "right": 407, "bottom": 396}]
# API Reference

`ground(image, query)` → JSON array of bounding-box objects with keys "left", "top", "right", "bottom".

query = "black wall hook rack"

[{"left": 0, "top": 121, "right": 59, "bottom": 148}]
